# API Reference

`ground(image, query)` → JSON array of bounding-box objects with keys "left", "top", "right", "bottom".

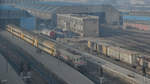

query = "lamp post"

[{"left": 142, "top": 57, "right": 147, "bottom": 84}]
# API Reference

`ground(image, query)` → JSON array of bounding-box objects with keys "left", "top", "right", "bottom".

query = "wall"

[
  {"left": 20, "top": 17, "right": 36, "bottom": 30},
  {"left": 84, "top": 18, "right": 99, "bottom": 37},
  {"left": 0, "top": 18, "right": 20, "bottom": 28},
  {"left": 105, "top": 7, "right": 122, "bottom": 25}
]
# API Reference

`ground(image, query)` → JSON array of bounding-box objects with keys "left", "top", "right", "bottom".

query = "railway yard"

[
  {"left": 56, "top": 28, "right": 150, "bottom": 84},
  {"left": 59, "top": 29, "right": 150, "bottom": 70},
  {"left": 0, "top": 24, "right": 150, "bottom": 84},
  {"left": 0, "top": 29, "right": 95, "bottom": 84},
  {"left": 1, "top": 2, "right": 150, "bottom": 84},
  {"left": 0, "top": 26, "right": 131, "bottom": 84},
  {"left": 1, "top": 20, "right": 150, "bottom": 84}
]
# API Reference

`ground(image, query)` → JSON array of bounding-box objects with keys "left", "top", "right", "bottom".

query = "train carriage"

[
  {"left": 8, "top": 25, "right": 38, "bottom": 47},
  {"left": 22, "top": 31, "right": 36, "bottom": 46},
  {"left": 7, "top": 25, "right": 22, "bottom": 38},
  {"left": 37, "top": 37, "right": 56, "bottom": 56},
  {"left": 6, "top": 25, "right": 86, "bottom": 67},
  {"left": 38, "top": 41, "right": 56, "bottom": 56},
  {"left": 59, "top": 49, "right": 86, "bottom": 67},
  {"left": 119, "top": 48, "right": 139, "bottom": 65}
]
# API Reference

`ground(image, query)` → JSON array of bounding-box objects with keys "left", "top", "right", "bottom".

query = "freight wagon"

[
  {"left": 87, "top": 40, "right": 140, "bottom": 66},
  {"left": 137, "top": 55, "right": 150, "bottom": 69}
]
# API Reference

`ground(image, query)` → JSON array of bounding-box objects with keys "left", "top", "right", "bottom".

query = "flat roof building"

[{"left": 57, "top": 14, "right": 99, "bottom": 37}]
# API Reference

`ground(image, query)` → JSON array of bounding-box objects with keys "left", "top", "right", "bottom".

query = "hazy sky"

[{"left": 42, "top": 0, "right": 145, "bottom": 4}]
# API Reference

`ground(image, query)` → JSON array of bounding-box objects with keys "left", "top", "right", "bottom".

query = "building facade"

[{"left": 57, "top": 14, "right": 99, "bottom": 37}]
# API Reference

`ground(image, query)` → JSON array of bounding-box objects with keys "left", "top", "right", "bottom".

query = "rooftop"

[
  {"left": 123, "top": 15, "right": 150, "bottom": 21},
  {"left": 14, "top": 3, "right": 117, "bottom": 19},
  {"left": 58, "top": 14, "right": 99, "bottom": 19},
  {"left": 0, "top": 5, "right": 20, "bottom": 11}
]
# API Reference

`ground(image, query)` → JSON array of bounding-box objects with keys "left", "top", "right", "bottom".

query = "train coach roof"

[{"left": 8, "top": 25, "right": 37, "bottom": 37}]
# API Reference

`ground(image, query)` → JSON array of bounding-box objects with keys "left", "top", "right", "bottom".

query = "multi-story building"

[{"left": 57, "top": 14, "right": 99, "bottom": 37}]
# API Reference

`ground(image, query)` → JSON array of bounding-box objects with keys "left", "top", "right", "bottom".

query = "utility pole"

[
  {"left": 98, "top": 66, "right": 104, "bottom": 84},
  {"left": 99, "top": 77, "right": 104, "bottom": 84},
  {"left": 142, "top": 57, "right": 147, "bottom": 84}
]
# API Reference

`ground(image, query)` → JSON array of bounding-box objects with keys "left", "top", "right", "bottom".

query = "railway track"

[{"left": 106, "top": 32, "right": 150, "bottom": 54}]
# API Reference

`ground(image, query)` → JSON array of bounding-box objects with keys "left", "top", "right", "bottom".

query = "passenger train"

[{"left": 6, "top": 25, "right": 85, "bottom": 67}]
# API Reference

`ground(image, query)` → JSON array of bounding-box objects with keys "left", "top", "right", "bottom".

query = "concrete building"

[{"left": 57, "top": 14, "right": 99, "bottom": 37}]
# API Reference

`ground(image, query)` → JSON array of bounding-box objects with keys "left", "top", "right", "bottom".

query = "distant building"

[
  {"left": 0, "top": 5, "right": 30, "bottom": 28},
  {"left": 123, "top": 15, "right": 150, "bottom": 31},
  {"left": 14, "top": 3, "right": 122, "bottom": 36},
  {"left": 57, "top": 14, "right": 99, "bottom": 37}
]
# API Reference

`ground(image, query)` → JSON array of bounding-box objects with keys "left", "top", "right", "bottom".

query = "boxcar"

[
  {"left": 107, "top": 46, "right": 120, "bottom": 60},
  {"left": 119, "top": 49, "right": 139, "bottom": 65}
]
